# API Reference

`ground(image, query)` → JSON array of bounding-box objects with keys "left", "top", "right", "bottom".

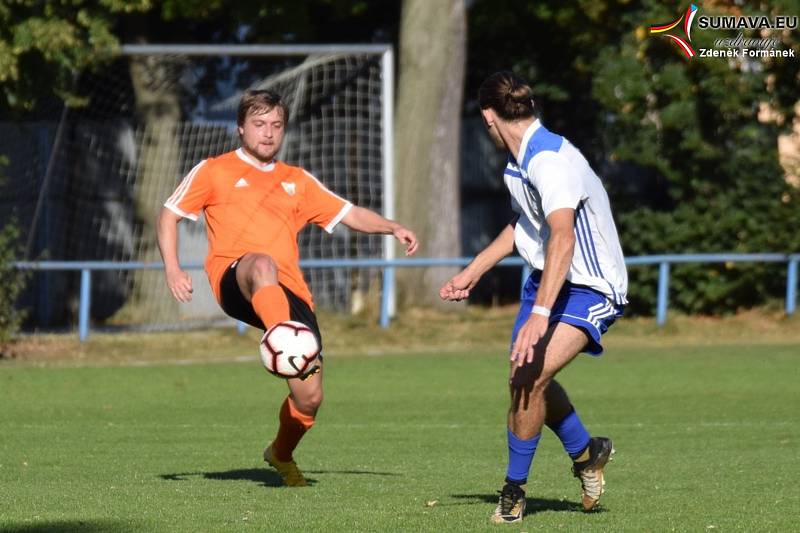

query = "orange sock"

[
  {"left": 252, "top": 285, "right": 290, "bottom": 329},
  {"left": 273, "top": 396, "right": 315, "bottom": 462}
]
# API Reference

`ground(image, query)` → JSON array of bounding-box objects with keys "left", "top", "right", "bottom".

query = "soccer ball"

[{"left": 259, "top": 321, "right": 320, "bottom": 378}]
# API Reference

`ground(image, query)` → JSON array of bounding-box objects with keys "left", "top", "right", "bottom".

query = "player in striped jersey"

[
  {"left": 157, "top": 90, "right": 418, "bottom": 487},
  {"left": 440, "top": 72, "right": 627, "bottom": 523}
]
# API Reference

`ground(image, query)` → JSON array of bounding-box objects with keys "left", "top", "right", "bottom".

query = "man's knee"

[
  {"left": 293, "top": 390, "right": 323, "bottom": 416},
  {"left": 249, "top": 254, "right": 278, "bottom": 278},
  {"left": 241, "top": 253, "right": 278, "bottom": 289},
  {"left": 509, "top": 371, "right": 552, "bottom": 412},
  {"left": 509, "top": 357, "right": 554, "bottom": 392},
  {"left": 527, "top": 374, "right": 554, "bottom": 401}
]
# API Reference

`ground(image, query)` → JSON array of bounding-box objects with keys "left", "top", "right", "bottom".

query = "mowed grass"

[{"left": 1, "top": 341, "right": 799, "bottom": 531}]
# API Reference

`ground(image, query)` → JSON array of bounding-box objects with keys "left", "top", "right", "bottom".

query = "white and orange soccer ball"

[{"left": 259, "top": 321, "right": 320, "bottom": 378}]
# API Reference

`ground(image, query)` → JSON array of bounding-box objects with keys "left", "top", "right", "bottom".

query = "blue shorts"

[{"left": 511, "top": 271, "right": 624, "bottom": 355}]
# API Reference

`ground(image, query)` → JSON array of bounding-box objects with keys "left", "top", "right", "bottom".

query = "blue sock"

[
  {"left": 506, "top": 429, "right": 541, "bottom": 485},
  {"left": 547, "top": 409, "right": 591, "bottom": 459}
]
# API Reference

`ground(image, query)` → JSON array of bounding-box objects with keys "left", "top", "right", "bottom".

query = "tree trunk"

[
  {"left": 114, "top": 54, "right": 184, "bottom": 323},
  {"left": 395, "top": 0, "right": 465, "bottom": 308}
]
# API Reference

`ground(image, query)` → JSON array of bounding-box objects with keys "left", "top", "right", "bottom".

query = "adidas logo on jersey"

[
  {"left": 234, "top": 177, "right": 249, "bottom": 188},
  {"left": 281, "top": 181, "right": 296, "bottom": 196}
]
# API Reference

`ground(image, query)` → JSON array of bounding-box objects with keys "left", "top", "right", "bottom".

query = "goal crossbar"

[{"left": 121, "top": 44, "right": 392, "bottom": 57}]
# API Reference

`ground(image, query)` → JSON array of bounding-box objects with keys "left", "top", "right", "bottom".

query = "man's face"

[
  {"left": 481, "top": 108, "right": 504, "bottom": 149},
  {"left": 238, "top": 106, "right": 285, "bottom": 163}
]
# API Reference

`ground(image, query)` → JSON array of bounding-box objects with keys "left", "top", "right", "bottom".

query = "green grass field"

[{"left": 2, "top": 329, "right": 799, "bottom": 532}]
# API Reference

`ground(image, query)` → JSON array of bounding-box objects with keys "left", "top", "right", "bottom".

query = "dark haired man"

[{"left": 440, "top": 72, "right": 627, "bottom": 523}]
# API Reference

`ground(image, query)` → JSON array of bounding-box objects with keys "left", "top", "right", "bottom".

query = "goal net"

[{"left": 0, "top": 45, "right": 393, "bottom": 331}]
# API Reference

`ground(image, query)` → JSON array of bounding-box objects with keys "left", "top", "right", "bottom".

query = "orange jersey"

[{"left": 164, "top": 148, "right": 352, "bottom": 308}]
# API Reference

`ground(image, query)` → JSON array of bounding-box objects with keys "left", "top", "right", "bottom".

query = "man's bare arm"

[
  {"left": 156, "top": 208, "right": 193, "bottom": 302},
  {"left": 341, "top": 206, "right": 419, "bottom": 255}
]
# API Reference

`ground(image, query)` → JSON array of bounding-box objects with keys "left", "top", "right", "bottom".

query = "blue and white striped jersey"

[{"left": 503, "top": 119, "right": 628, "bottom": 305}]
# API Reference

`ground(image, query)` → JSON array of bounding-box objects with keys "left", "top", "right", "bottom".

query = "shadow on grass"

[
  {"left": 160, "top": 468, "right": 399, "bottom": 488},
  {"left": 449, "top": 493, "right": 601, "bottom": 515},
  {"left": 0, "top": 519, "right": 139, "bottom": 532},
  {"left": 304, "top": 469, "right": 401, "bottom": 476},
  {"left": 160, "top": 469, "right": 300, "bottom": 487}
]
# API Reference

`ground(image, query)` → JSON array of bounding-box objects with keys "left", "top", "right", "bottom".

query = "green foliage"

[
  {"left": 0, "top": 152, "right": 27, "bottom": 350},
  {"left": 0, "top": 219, "right": 27, "bottom": 351},
  {"left": 469, "top": 0, "right": 800, "bottom": 315},
  {"left": 0, "top": 0, "right": 150, "bottom": 112}
]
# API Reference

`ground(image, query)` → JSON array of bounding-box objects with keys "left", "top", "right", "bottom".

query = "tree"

[{"left": 394, "top": 0, "right": 466, "bottom": 308}]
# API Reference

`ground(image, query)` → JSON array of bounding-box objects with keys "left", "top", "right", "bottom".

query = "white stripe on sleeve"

[
  {"left": 163, "top": 202, "right": 199, "bottom": 221},
  {"left": 324, "top": 202, "right": 353, "bottom": 233}
]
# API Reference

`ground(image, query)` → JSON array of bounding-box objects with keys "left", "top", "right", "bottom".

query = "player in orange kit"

[{"left": 156, "top": 89, "right": 418, "bottom": 486}]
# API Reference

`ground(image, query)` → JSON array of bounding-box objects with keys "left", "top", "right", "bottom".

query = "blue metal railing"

[{"left": 12, "top": 253, "right": 800, "bottom": 341}]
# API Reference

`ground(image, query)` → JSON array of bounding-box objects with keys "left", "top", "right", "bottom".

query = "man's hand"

[
  {"left": 340, "top": 206, "right": 419, "bottom": 255},
  {"left": 393, "top": 225, "right": 419, "bottom": 256},
  {"left": 439, "top": 269, "right": 479, "bottom": 301},
  {"left": 438, "top": 222, "right": 516, "bottom": 303},
  {"left": 165, "top": 268, "right": 193, "bottom": 303},
  {"left": 511, "top": 313, "right": 549, "bottom": 366}
]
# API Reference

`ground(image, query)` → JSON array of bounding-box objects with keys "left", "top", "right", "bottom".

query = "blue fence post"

[
  {"left": 787, "top": 258, "right": 798, "bottom": 316},
  {"left": 380, "top": 266, "right": 395, "bottom": 328},
  {"left": 78, "top": 268, "right": 91, "bottom": 342},
  {"left": 656, "top": 261, "right": 670, "bottom": 326},
  {"left": 520, "top": 264, "right": 532, "bottom": 298}
]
